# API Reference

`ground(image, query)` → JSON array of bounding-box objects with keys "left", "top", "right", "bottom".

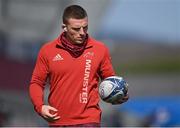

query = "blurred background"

[{"left": 0, "top": 0, "right": 180, "bottom": 127}]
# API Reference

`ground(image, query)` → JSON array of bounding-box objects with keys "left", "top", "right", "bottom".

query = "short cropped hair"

[{"left": 63, "top": 5, "right": 87, "bottom": 24}]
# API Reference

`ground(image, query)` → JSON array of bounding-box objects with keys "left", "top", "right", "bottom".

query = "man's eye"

[
  {"left": 83, "top": 26, "right": 88, "bottom": 30},
  {"left": 73, "top": 28, "right": 80, "bottom": 31}
]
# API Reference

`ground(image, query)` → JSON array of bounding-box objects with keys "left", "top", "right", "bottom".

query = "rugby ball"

[{"left": 99, "top": 76, "right": 128, "bottom": 104}]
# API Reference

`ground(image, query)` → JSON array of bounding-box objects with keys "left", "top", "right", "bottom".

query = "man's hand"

[
  {"left": 112, "top": 93, "right": 129, "bottom": 105},
  {"left": 41, "top": 105, "right": 60, "bottom": 122}
]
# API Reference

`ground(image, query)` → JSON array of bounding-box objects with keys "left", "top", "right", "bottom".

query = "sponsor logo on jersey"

[
  {"left": 83, "top": 52, "right": 94, "bottom": 58},
  {"left": 80, "top": 52, "right": 93, "bottom": 104},
  {"left": 52, "top": 54, "right": 63, "bottom": 61}
]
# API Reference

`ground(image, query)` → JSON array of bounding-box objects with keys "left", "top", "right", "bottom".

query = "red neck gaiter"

[{"left": 59, "top": 32, "right": 88, "bottom": 58}]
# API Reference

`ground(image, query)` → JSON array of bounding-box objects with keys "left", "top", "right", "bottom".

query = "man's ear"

[{"left": 62, "top": 24, "right": 67, "bottom": 31}]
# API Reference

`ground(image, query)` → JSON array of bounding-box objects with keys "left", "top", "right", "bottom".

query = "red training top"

[{"left": 29, "top": 36, "right": 115, "bottom": 126}]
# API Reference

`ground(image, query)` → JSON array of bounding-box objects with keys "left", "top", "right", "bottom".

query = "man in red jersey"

[{"left": 29, "top": 5, "right": 129, "bottom": 127}]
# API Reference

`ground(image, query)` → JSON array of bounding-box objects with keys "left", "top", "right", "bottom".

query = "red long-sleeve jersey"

[{"left": 29, "top": 36, "right": 115, "bottom": 126}]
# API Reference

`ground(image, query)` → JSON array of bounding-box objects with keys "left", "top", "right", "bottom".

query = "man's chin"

[{"left": 75, "top": 40, "right": 84, "bottom": 44}]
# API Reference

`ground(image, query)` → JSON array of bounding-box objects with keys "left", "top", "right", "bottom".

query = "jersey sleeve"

[
  {"left": 29, "top": 46, "right": 49, "bottom": 115},
  {"left": 98, "top": 46, "right": 115, "bottom": 80}
]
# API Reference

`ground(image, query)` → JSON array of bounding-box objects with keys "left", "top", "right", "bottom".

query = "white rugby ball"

[{"left": 99, "top": 76, "right": 128, "bottom": 104}]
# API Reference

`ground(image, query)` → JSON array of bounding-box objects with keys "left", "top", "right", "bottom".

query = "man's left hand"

[{"left": 112, "top": 94, "right": 129, "bottom": 105}]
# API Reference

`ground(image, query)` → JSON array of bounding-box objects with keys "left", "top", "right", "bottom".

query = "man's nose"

[{"left": 79, "top": 27, "right": 85, "bottom": 35}]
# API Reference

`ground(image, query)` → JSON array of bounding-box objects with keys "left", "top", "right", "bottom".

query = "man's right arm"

[
  {"left": 29, "top": 46, "right": 60, "bottom": 121},
  {"left": 29, "top": 47, "right": 49, "bottom": 115}
]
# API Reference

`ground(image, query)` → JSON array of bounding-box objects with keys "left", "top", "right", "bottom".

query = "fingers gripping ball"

[{"left": 99, "top": 76, "right": 128, "bottom": 104}]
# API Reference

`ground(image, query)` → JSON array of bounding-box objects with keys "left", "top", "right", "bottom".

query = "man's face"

[{"left": 64, "top": 17, "right": 88, "bottom": 44}]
